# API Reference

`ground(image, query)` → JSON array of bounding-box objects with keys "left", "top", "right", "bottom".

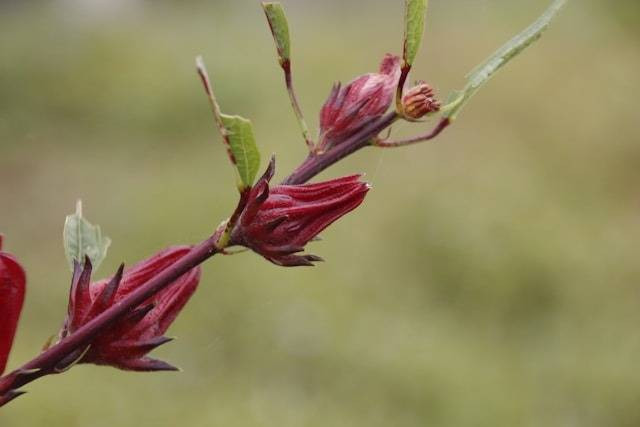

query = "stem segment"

[
  {"left": 395, "top": 65, "right": 410, "bottom": 114},
  {"left": 374, "top": 117, "right": 450, "bottom": 148},
  {"left": 282, "top": 61, "right": 314, "bottom": 151},
  {"left": 283, "top": 111, "right": 399, "bottom": 185}
]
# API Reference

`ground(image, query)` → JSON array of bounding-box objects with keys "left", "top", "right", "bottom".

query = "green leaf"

[
  {"left": 63, "top": 200, "right": 111, "bottom": 271},
  {"left": 403, "top": 0, "right": 428, "bottom": 67},
  {"left": 220, "top": 114, "right": 261, "bottom": 190},
  {"left": 444, "top": 0, "right": 567, "bottom": 120},
  {"left": 262, "top": 2, "right": 291, "bottom": 66}
]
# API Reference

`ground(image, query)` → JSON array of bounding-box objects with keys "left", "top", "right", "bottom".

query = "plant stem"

[
  {"left": 395, "top": 65, "right": 410, "bottom": 114},
  {"left": 282, "top": 61, "right": 314, "bottom": 152},
  {"left": 373, "top": 118, "right": 450, "bottom": 148},
  {"left": 283, "top": 111, "right": 399, "bottom": 185},
  {"left": 196, "top": 57, "right": 226, "bottom": 142}
]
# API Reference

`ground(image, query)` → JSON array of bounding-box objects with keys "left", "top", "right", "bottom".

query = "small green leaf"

[
  {"left": 444, "top": 0, "right": 567, "bottom": 120},
  {"left": 220, "top": 114, "right": 261, "bottom": 190},
  {"left": 63, "top": 200, "right": 111, "bottom": 271},
  {"left": 403, "top": 0, "right": 428, "bottom": 67},
  {"left": 262, "top": 2, "right": 291, "bottom": 66}
]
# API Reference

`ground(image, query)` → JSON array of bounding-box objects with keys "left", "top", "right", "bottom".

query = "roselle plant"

[{"left": 0, "top": 0, "right": 567, "bottom": 408}]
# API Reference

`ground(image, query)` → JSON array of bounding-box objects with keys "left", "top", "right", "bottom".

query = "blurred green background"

[{"left": 1, "top": 0, "right": 639, "bottom": 425}]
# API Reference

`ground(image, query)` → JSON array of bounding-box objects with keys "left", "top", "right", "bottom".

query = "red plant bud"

[
  {"left": 60, "top": 246, "right": 200, "bottom": 371},
  {"left": 0, "top": 236, "right": 26, "bottom": 375},
  {"left": 230, "top": 157, "right": 370, "bottom": 266},
  {"left": 401, "top": 82, "right": 440, "bottom": 120},
  {"left": 318, "top": 53, "right": 401, "bottom": 152}
]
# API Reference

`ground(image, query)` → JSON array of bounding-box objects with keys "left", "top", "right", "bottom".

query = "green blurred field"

[{"left": 1, "top": 1, "right": 639, "bottom": 425}]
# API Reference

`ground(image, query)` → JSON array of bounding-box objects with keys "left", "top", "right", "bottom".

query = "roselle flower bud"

[
  {"left": 0, "top": 236, "right": 26, "bottom": 376},
  {"left": 60, "top": 246, "right": 200, "bottom": 371},
  {"left": 230, "top": 158, "right": 369, "bottom": 266},
  {"left": 401, "top": 82, "right": 440, "bottom": 120},
  {"left": 318, "top": 53, "right": 401, "bottom": 151}
]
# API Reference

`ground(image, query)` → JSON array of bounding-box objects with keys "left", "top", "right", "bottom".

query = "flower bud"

[
  {"left": 230, "top": 157, "right": 369, "bottom": 266},
  {"left": 60, "top": 246, "right": 200, "bottom": 371},
  {"left": 401, "top": 82, "right": 440, "bottom": 120},
  {"left": 0, "top": 237, "right": 26, "bottom": 376},
  {"left": 318, "top": 54, "right": 401, "bottom": 151}
]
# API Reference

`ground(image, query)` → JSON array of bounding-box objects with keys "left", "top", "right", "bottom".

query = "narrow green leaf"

[
  {"left": 262, "top": 2, "right": 291, "bottom": 66},
  {"left": 220, "top": 114, "right": 261, "bottom": 190},
  {"left": 403, "top": 0, "right": 428, "bottom": 67},
  {"left": 444, "top": 0, "right": 567, "bottom": 120},
  {"left": 63, "top": 200, "right": 111, "bottom": 271}
]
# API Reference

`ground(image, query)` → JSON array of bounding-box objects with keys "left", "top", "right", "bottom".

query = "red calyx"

[
  {"left": 318, "top": 54, "right": 401, "bottom": 152},
  {"left": 60, "top": 246, "right": 200, "bottom": 371},
  {"left": 0, "top": 236, "right": 26, "bottom": 376},
  {"left": 230, "top": 157, "right": 370, "bottom": 266}
]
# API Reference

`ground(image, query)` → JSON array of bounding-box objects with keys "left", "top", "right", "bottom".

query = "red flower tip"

[
  {"left": 402, "top": 81, "right": 440, "bottom": 119},
  {"left": 318, "top": 54, "right": 401, "bottom": 152},
  {"left": 230, "top": 157, "right": 370, "bottom": 266},
  {"left": 59, "top": 246, "right": 200, "bottom": 371},
  {"left": 0, "top": 238, "right": 26, "bottom": 376}
]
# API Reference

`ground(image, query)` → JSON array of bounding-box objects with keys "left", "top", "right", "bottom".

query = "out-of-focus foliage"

[
  {"left": 63, "top": 200, "right": 111, "bottom": 272},
  {"left": 1, "top": 1, "right": 639, "bottom": 426}
]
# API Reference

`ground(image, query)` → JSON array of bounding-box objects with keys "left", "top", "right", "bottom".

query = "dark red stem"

[
  {"left": 283, "top": 111, "right": 398, "bottom": 185},
  {"left": 375, "top": 118, "right": 450, "bottom": 148}
]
